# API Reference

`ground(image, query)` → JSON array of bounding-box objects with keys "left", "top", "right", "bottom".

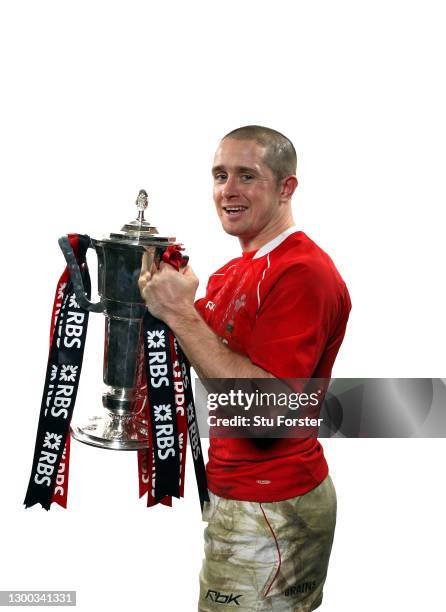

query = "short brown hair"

[{"left": 222, "top": 125, "right": 297, "bottom": 183}]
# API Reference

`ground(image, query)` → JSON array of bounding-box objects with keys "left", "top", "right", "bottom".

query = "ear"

[{"left": 279, "top": 175, "right": 298, "bottom": 202}]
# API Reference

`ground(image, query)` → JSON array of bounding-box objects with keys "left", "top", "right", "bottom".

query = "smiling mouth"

[{"left": 222, "top": 206, "right": 248, "bottom": 215}]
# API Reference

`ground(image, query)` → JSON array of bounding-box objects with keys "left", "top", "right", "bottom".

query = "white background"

[{"left": 1, "top": 1, "right": 445, "bottom": 610}]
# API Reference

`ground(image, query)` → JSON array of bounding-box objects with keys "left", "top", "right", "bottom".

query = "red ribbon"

[{"left": 161, "top": 245, "right": 189, "bottom": 271}]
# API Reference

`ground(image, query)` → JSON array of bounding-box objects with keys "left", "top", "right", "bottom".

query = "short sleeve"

[{"left": 246, "top": 264, "right": 336, "bottom": 378}]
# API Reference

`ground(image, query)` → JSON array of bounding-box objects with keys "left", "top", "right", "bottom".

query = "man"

[{"left": 139, "top": 126, "right": 351, "bottom": 611}]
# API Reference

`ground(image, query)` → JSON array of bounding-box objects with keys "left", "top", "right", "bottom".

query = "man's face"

[{"left": 212, "top": 138, "right": 284, "bottom": 243}]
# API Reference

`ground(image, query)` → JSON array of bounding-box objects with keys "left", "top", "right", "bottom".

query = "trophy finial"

[
  {"left": 136, "top": 189, "right": 148, "bottom": 223},
  {"left": 118, "top": 188, "right": 159, "bottom": 238}
]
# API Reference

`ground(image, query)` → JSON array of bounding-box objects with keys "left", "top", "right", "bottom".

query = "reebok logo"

[{"left": 205, "top": 590, "right": 242, "bottom": 605}]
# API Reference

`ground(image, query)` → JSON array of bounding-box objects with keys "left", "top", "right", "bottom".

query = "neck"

[{"left": 239, "top": 213, "right": 296, "bottom": 252}]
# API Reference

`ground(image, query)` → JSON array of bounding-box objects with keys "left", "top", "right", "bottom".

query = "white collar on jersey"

[{"left": 252, "top": 225, "right": 299, "bottom": 259}]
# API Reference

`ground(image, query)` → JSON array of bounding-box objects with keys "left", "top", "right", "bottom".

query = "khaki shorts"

[{"left": 199, "top": 475, "right": 337, "bottom": 612}]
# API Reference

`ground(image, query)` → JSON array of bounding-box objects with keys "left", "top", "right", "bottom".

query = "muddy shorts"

[{"left": 198, "top": 475, "right": 337, "bottom": 612}]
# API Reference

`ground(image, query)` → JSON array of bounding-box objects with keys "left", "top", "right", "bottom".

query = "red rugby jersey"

[{"left": 195, "top": 228, "right": 351, "bottom": 502}]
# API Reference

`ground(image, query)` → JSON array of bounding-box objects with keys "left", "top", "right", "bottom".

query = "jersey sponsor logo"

[
  {"left": 206, "top": 300, "right": 216, "bottom": 311},
  {"left": 205, "top": 590, "right": 242, "bottom": 605},
  {"left": 284, "top": 581, "right": 317, "bottom": 596}
]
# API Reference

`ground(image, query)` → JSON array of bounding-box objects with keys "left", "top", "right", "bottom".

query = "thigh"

[
  {"left": 262, "top": 474, "right": 337, "bottom": 610},
  {"left": 199, "top": 493, "right": 278, "bottom": 611},
  {"left": 198, "top": 476, "right": 337, "bottom": 612}
]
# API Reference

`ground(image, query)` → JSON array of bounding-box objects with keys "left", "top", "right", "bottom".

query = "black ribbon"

[
  {"left": 143, "top": 314, "right": 209, "bottom": 509},
  {"left": 24, "top": 235, "right": 91, "bottom": 510},
  {"left": 143, "top": 312, "right": 181, "bottom": 502},
  {"left": 176, "top": 341, "right": 209, "bottom": 511}
]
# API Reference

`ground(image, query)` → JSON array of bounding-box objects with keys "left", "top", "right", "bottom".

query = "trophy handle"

[{"left": 58, "top": 236, "right": 104, "bottom": 313}]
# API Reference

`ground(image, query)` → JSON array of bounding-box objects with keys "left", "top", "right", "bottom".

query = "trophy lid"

[{"left": 97, "top": 189, "right": 177, "bottom": 247}]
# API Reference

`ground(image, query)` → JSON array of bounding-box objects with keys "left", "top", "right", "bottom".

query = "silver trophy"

[{"left": 59, "top": 189, "right": 179, "bottom": 450}]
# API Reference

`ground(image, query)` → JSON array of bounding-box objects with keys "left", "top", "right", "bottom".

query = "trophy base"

[{"left": 71, "top": 412, "right": 149, "bottom": 450}]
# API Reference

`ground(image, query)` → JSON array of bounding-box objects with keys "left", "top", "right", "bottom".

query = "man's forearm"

[
  {"left": 164, "top": 306, "right": 298, "bottom": 434},
  {"left": 165, "top": 306, "right": 272, "bottom": 379}
]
